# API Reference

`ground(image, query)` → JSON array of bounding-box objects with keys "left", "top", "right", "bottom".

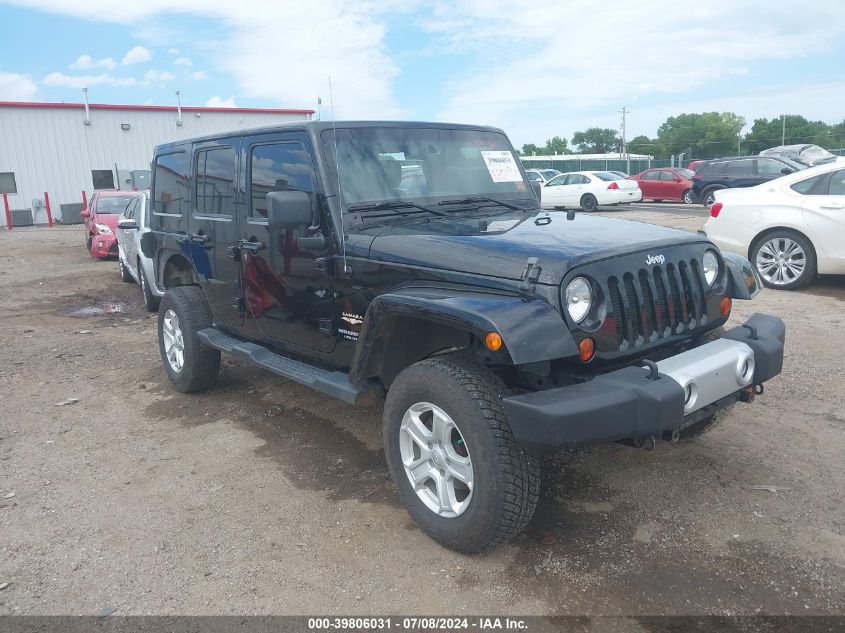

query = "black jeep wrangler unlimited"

[{"left": 143, "top": 121, "right": 785, "bottom": 552}]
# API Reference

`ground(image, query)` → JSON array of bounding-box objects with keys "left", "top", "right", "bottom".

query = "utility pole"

[
  {"left": 782, "top": 114, "right": 786, "bottom": 146},
  {"left": 317, "top": 96, "right": 322, "bottom": 121},
  {"left": 619, "top": 106, "right": 629, "bottom": 174}
]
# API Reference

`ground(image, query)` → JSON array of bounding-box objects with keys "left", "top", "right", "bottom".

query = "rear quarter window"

[{"left": 152, "top": 151, "right": 189, "bottom": 216}]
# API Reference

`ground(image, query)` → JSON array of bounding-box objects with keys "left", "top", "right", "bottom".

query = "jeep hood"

[{"left": 360, "top": 212, "right": 706, "bottom": 285}]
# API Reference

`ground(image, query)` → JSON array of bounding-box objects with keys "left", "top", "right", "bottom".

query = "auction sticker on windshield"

[{"left": 481, "top": 150, "right": 522, "bottom": 182}]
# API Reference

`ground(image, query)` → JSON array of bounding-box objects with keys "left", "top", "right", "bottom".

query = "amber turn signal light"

[
  {"left": 578, "top": 337, "right": 595, "bottom": 362},
  {"left": 484, "top": 332, "right": 503, "bottom": 352},
  {"left": 720, "top": 296, "right": 732, "bottom": 318}
]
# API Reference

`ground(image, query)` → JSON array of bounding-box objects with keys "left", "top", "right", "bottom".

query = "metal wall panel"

[{"left": 0, "top": 105, "right": 310, "bottom": 226}]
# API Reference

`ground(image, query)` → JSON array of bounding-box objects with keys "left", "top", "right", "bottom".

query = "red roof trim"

[{"left": 0, "top": 101, "right": 314, "bottom": 115}]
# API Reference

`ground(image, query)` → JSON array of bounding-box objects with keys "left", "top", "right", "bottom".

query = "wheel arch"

[
  {"left": 160, "top": 252, "right": 199, "bottom": 288},
  {"left": 748, "top": 226, "right": 817, "bottom": 263},
  {"left": 349, "top": 287, "right": 578, "bottom": 387}
]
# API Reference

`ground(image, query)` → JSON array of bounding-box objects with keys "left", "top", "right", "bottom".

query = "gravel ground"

[{"left": 0, "top": 207, "right": 843, "bottom": 616}]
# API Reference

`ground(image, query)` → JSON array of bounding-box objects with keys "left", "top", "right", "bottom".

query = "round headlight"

[
  {"left": 703, "top": 250, "right": 719, "bottom": 286},
  {"left": 565, "top": 277, "right": 592, "bottom": 323}
]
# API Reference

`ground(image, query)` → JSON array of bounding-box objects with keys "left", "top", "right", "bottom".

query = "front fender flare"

[
  {"left": 723, "top": 252, "right": 762, "bottom": 300},
  {"left": 349, "top": 286, "right": 577, "bottom": 383}
]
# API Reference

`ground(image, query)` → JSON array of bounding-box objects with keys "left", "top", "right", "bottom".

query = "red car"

[
  {"left": 630, "top": 167, "right": 695, "bottom": 204},
  {"left": 81, "top": 191, "right": 136, "bottom": 258}
]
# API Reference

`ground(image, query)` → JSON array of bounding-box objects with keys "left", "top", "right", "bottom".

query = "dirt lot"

[{"left": 0, "top": 208, "right": 843, "bottom": 616}]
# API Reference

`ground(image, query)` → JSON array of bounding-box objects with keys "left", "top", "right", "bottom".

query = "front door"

[
  {"left": 241, "top": 132, "right": 336, "bottom": 354},
  {"left": 190, "top": 138, "right": 243, "bottom": 328}
]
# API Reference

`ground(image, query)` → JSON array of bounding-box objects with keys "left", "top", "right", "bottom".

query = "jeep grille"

[{"left": 607, "top": 259, "right": 708, "bottom": 348}]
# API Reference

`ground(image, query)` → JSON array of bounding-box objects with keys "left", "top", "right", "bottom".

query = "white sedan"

[
  {"left": 540, "top": 171, "right": 642, "bottom": 211},
  {"left": 703, "top": 162, "right": 845, "bottom": 289}
]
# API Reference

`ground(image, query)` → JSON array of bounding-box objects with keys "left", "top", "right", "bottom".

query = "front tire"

[
  {"left": 157, "top": 286, "right": 220, "bottom": 393},
  {"left": 751, "top": 230, "right": 816, "bottom": 290},
  {"left": 383, "top": 356, "right": 539, "bottom": 553},
  {"left": 580, "top": 194, "right": 598, "bottom": 212},
  {"left": 682, "top": 189, "right": 694, "bottom": 204}
]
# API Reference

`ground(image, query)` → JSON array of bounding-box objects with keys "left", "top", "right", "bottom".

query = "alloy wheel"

[
  {"left": 756, "top": 237, "right": 807, "bottom": 286},
  {"left": 399, "top": 402, "right": 473, "bottom": 518},
  {"left": 161, "top": 309, "right": 185, "bottom": 372}
]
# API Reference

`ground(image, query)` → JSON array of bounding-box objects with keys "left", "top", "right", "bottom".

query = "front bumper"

[
  {"left": 90, "top": 233, "right": 118, "bottom": 259},
  {"left": 503, "top": 313, "right": 785, "bottom": 452}
]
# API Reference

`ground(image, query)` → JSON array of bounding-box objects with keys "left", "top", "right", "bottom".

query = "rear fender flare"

[{"left": 349, "top": 287, "right": 578, "bottom": 385}]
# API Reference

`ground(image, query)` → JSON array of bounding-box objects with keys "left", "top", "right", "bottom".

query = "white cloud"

[
  {"left": 0, "top": 71, "right": 38, "bottom": 100},
  {"left": 425, "top": 0, "right": 845, "bottom": 144},
  {"left": 173, "top": 57, "right": 192, "bottom": 67},
  {"left": 4, "top": 0, "right": 404, "bottom": 117},
  {"left": 42, "top": 72, "right": 138, "bottom": 89},
  {"left": 143, "top": 69, "right": 175, "bottom": 83},
  {"left": 190, "top": 70, "right": 206, "bottom": 80},
  {"left": 69, "top": 54, "right": 116, "bottom": 70},
  {"left": 206, "top": 95, "right": 237, "bottom": 107},
  {"left": 167, "top": 48, "right": 180, "bottom": 55},
  {"left": 121, "top": 45, "right": 152, "bottom": 65}
]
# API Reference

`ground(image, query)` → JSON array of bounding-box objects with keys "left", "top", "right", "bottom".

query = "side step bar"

[{"left": 197, "top": 328, "right": 382, "bottom": 405}]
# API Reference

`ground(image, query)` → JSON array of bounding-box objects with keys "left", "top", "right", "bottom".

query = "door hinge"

[{"left": 519, "top": 257, "right": 541, "bottom": 292}]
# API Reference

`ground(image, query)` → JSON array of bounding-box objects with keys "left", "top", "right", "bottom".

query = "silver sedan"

[{"left": 116, "top": 192, "right": 164, "bottom": 311}]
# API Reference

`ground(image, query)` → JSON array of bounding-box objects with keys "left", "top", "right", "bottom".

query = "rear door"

[
  {"left": 640, "top": 170, "right": 660, "bottom": 198},
  {"left": 241, "top": 131, "right": 336, "bottom": 354},
  {"left": 190, "top": 137, "right": 243, "bottom": 328},
  {"left": 802, "top": 168, "right": 845, "bottom": 270}
]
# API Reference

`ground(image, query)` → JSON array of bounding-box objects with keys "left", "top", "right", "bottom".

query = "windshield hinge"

[{"left": 519, "top": 257, "right": 541, "bottom": 292}]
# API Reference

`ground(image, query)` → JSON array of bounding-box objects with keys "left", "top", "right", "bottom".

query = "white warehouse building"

[{"left": 0, "top": 100, "right": 314, "bottom": 227}]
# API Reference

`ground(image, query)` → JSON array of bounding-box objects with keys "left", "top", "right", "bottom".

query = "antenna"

[{"left": 329, "top": 76, "right": 350, "bottom": 277}]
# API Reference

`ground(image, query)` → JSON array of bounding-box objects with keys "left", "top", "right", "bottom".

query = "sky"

[{"left": 1, "top": 0, "right": 844, "bottom": 147}]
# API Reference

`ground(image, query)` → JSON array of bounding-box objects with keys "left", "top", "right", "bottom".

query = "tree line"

[{"left": 520, "top": 113, "right": 845, "bottom": 160}]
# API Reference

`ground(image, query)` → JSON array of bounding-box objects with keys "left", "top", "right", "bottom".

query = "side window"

[
  {"left": 659, "top": 170, "right": 676, "bottom": 181},
  {"left": 727, "top": 160, "right": 754, "bottom": 178},
  {"left": 758, "top": 158, "right": 790, "bottom": 177},
  {"left": 124, "top": 198, "right": 138, "bottom": 219},
  {"left": 248, "top": 141, "right": 314, "bottom": 220},
  {"left": 790, "top": 175, "right": 823, "bottom": 195},
  {"left": 643, "top": 171, "right": 660, "bottom": 181},
  {"left": 195, "top": 147, "right": 236, "bottom": 217},
  {"left": 547, "top": 175, "right": 567, "bottom": 186},
  {"left": 153, "top": 152, "right": 189, "bottom": 216},
  {"left": 575, "top": 175, "right": 590, "bottom": 184},
  {"left": 826, "top": 169, "right": 845, "bottom": 195}
]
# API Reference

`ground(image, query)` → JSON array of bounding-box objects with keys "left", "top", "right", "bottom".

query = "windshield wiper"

[
  {"left": 347, "top": 200, "right": 446, "bottom": 216},
  {"left": 437, "top": 196, "right": 525, "bottom": 211}
]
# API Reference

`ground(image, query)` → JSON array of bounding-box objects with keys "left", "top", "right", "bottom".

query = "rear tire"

[
  {"left": 682, "top": 189, "right": 694, "bottom": 204},
  {"left": 139, "top": 264, "right": 160, "bottom": 312},
  {"left": 383, "top": 356, "right": 539, "bottom": 553},
  {"left": 85, "top": 232, "right": 93, "bottom": 250},
  {"left": 157, "top": 286, "right": 220, "bottom": 393},
  {"left": 580, "top": 194, "right": 598, "bottom": 212},
  {"left": 119, "top": 255, "right": 133, "bottom": 283},
  {"left": 701, "top": 187, "right": 723, "bottom": 206},
  {"left": 750, "top": 229, "right": 816, "bottom": 290}
]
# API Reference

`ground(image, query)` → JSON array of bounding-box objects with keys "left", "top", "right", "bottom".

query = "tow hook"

[
  {"left": 661, "top": 429, "right": 681, "bottom": 444},
  {"left": 739, "top": 384, "right": 763, "bottom": 403},
  {"left": 620, "top": 436, "right": 657, "bottom": 450}
]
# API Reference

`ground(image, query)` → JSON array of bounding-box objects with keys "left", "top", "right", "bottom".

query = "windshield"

[
  {"left": 96, "top": 196, "right": 134, "bottom": 213},
  {"left": 321, "top": 127, "right": 530, "bottom": 209}
]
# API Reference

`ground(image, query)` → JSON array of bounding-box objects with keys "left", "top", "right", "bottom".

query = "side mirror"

[
  {"left": 781, "top": 167, "right": 793, "bottom": 175},
  {"left": 267, "top": 190, "right": 313, "bottom": 226},
  {"left": 117, "top": 219, "right": 138, "bottom": 230},
  {"left": 673, "top": 177, "right": 682, "bottom": 182},
  {"left": 80, "top": 210, "right": 90, "bottom": 219},
  {"left": 530, "top": 180, "right": 542, "bottom": 202}
]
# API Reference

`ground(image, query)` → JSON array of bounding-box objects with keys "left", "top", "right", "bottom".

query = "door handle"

[
  {"left": 237, "top": 240, "right": 265, "bottom": 252},
  {"left": 819, "top": 203, "right": 843, "bottom": 210}
]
